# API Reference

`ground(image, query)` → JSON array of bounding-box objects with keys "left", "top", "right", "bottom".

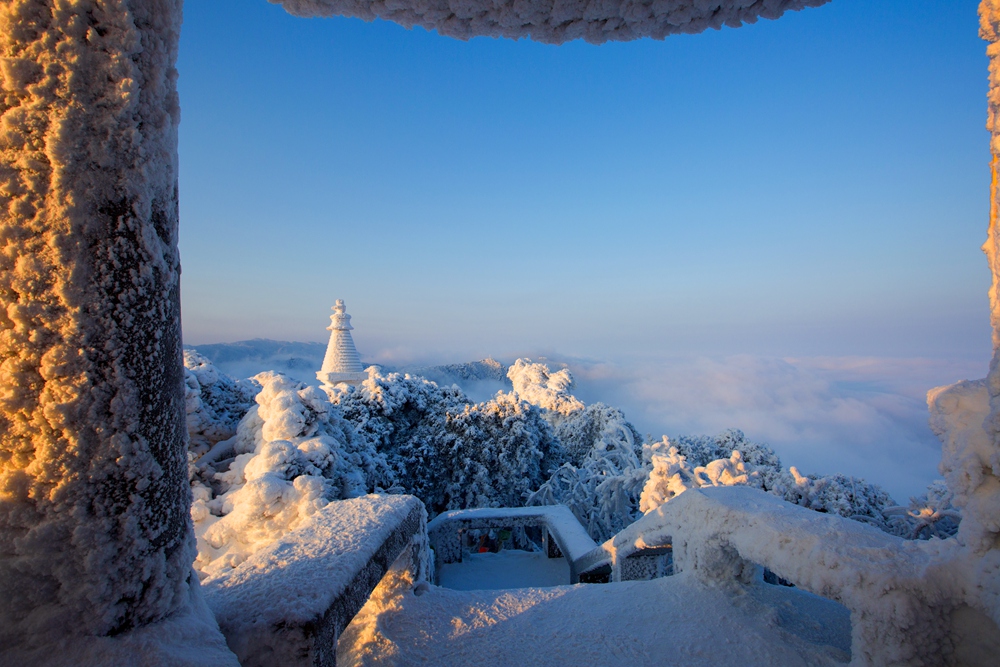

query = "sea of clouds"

[{"left": 557, "top": 354, "right": 987, "bottom": 503}]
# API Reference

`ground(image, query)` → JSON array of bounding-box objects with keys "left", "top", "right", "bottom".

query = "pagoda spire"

[{"left": 317, "top": 299, "right": 367, "bottom": 387}]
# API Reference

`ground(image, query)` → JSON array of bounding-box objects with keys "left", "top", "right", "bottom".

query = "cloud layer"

[{"left": 560, "top": 354, "right": 987, "bottom": 502}]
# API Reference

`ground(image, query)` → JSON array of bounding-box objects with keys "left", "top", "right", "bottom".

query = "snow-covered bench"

[
  {"left": 601, "top": 485, "right": 995, "bottom": 666},
  {"left": 427, "top": 505, "right": 598, "bottom": 583},
  {"left": 203, "top": 494, "right": 426, "bottom": 667}
]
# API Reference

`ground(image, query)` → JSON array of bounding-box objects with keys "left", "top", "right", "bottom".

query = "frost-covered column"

[
  {"left": 0, "top": 0, "right": 191, "bottom": 646},
  {"left": 977, "top": 0, "right": 1000, "bottom": 558}
]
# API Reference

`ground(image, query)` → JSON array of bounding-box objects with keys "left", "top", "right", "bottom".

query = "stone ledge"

[{"left": 204, "top": 494, "right": 426, "bottom": 667}]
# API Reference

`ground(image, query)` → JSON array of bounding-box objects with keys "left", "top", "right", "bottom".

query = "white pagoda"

[{"left": 317, "top": 299, "right": 367, "bottom": 388}]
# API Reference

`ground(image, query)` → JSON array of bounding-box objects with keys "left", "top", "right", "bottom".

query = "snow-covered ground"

[
  {"left": 337, "top": 574, "right": 851, "bottom": 666},
  {"left": 438, "top": 551, "right": 570, "bottom": 590}
]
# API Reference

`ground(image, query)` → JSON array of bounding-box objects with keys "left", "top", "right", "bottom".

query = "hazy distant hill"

[
  {"left": 186, "top": 339, "right": 512, "bottom": 400},
  {"left": 185, "top": 339, "right": 327, "bottom": 383}
]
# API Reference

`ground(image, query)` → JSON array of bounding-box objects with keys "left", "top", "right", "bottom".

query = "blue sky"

[{"left": 177, "top": 0, "right": 991, "bottom": 498}]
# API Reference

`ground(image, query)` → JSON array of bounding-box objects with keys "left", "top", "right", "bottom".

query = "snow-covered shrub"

[
  {"left": 531, "top": 424, "right": 914, "bottom": 543},
  {"left": 672, "top": 429, "right": 782, "bottom": 486},
  {"left": 332, "top": 368, "right": 565, "bottom": 515},
  {"left": 671, "top": 429, "right": 897, "bottom": 528},
  {"left": 507, "top": 358, "right": 584, "bottom": 416},
  {"left": 770, "top": 466, "right": 895, "bottom": 526},
  {"left": 331, "top": 369, "right": 469, "bottom": 508},
  {"left": 883, "top": 480, "right": 962, "bottom": 539},
  {"left": 507, "top": 359, "right": 642, "bottom": 466},
  {"left": 191, "top": 372, "right": 389, "bottom": 579},
  {"left": 638, "top": 443, "right": 696, "bottom": 513},
  {"left": 638, "top": 441, "right": 758, "bottom": 514},
  {"left": 184, "top": 350, "right": 259, "bottom": 459}
]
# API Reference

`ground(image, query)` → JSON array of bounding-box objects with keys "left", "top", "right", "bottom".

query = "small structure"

[{"left": 317, "top": 299, "right": 367, "bottom": 388}]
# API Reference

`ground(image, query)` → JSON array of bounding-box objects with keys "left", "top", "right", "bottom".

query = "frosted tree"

[
  {"left": 331, "top": 368, "right": 564, "bottom": 514},
  {"left": 528, "top": 422, "right": 647, "bottom": 541},
  {"left": 184, "top": 351, "right": 260, "bottom": 459},
  {"left": 507, "top": 359, "right": 642, "bottom": 465},
  {"left": 440, "top": 392, "right": 564, "bottom": 511},
  {"left": 507, "top": 358, "right": 584, "bottom": 416},
  {"left": 555, "top": 403, "right": 643, "bottom": 466},
  {"left": 638, "top": 444, "right": 697, "bottom": 513},
  {"left": 192, "top": 372, "right": 389, "bottom": 578},
  {"left": 330, "top": 369, "right": 468, "bottom": 507},
  {"left": 881, "top": 481, "right": 962, "bottom": 540}
]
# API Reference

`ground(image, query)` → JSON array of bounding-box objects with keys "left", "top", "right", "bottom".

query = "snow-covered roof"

[
  {"left": 428, "top": 505, "right": 598, "bottom": 566},
  {"left": 270, "top": 0, "right": 831, "bottom": 45}
]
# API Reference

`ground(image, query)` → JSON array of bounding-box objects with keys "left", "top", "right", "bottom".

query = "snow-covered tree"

[
  {"left": 184, "top": 350, "right": 260, "bottom": 459},
  {"left": 191, "top": 372, "right": 389, "bottom": 578},
  {"left": 766, "top": 466, "right": 895, "bottom": 527},
  {"left": 507, "top": 359, "right": 642, "bottom": 466},
  {"left": 882, "top": 480, "right": 962, "bottom": 539},
  {"left": 527, "top": 423, "right": 647, "bottom": 542},
  {"left": 440, "top": 391, "right": 564, "bottom": 512},
  {"left": 331, "top": 369, "right": 468, "bottom": 507},
  {"left": 331, "top": 368, "right": 564, "bottom": 514},
  {"left": 507, "top": 358, "right": 584, "bottom": 416}
]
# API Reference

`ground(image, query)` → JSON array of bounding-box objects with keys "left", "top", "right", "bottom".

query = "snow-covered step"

[{"left": 337, "top": 573, "right": 851, "bottom": 666}]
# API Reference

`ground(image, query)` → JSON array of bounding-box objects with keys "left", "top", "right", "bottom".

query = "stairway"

[{"left": 337, "top": 571, "right": 851, "bottom": 667}]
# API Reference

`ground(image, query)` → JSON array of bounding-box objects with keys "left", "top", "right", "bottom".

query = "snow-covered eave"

[
  {"left": 269, "top": 0, "right": 832, "bottom": 45},
  {"left": 428, "top": 505, "right": 598, "bottom": 568}
]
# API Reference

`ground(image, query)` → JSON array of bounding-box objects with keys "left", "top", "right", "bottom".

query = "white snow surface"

[
  {"left": 438, "top": 550, "right": 571, "bottom": 590},
  {"left": 609, "top": 486, "right": 999, "bottom": 665},
  {"left": 204, "top": 494, "right": 423, "bottom": 665},
  {"left": 272, "top": 0, "right": 831, "bottom": 45},
  {"left": 337, "top": 572, "right": 850, "bottom": 666},
  {"left": 3, "top": 574, "right": 238, "bottom": 667}
]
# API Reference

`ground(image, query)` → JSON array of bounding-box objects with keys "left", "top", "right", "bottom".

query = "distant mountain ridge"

[{"left": 185, "top": 339, "right": 512, "bottom": 400}]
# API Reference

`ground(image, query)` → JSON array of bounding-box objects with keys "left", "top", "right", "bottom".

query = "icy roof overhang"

[{"left": 270, "top": 0, "right": 831, "bottom": 45}]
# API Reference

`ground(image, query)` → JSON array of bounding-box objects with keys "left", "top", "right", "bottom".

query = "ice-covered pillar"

[
  {"left": 978, "top": 0, "right": 1000, "bottom": 557},
  {"left": 0, "top": 0, "right": 192, "bottom": 647}
]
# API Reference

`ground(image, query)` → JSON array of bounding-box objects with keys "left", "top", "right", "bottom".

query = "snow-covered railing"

[
  {"left": 427, "top": 505, "right": 598, "bottom": 584},
  {"left": 203, "top": 495, "right": 427, "bottom": 667},
  {"left": 606, "top": 486, "right": 986, "bottom": 666}
]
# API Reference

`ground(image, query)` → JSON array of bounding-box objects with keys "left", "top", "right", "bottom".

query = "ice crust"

[
  {"left": 977, "top": 0, "right": 1000, "bottom": 636},
  {"left": 271, "top": 0, "right": 832, "bottom": 45},
  {"left": 2, "top": 574, "right": 239, "bottom": 667},
  {"left": 0, "top": 0, "right": 196, "bottom": 648}
]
